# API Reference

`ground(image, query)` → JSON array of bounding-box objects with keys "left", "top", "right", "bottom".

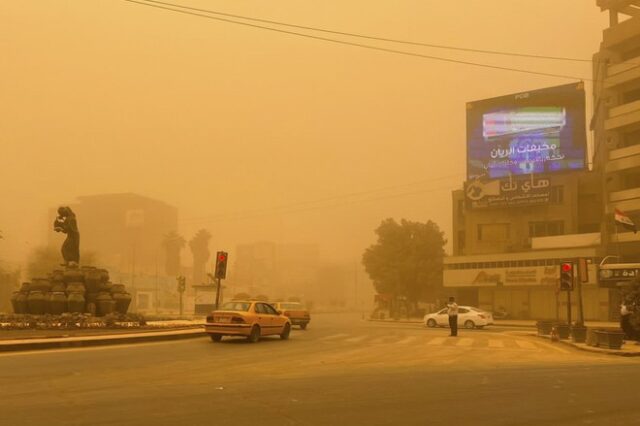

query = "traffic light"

[
  {"left": 215, "top": 251, "right": 228, "bottom": 279},
  {"left": 559, "top": 262, "right": 574, "bottom": 291},
  {"left": 176, "top": 276, "right": 186, "bottom": 293}
]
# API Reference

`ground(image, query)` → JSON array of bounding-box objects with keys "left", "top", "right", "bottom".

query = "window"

[
  {"left": 623, "top": 87, "right": 640, "bottom": 104},
  {"left": 458, "top": 231, "right": 466, "bottom": 254},
  {"left": 255, "top": 303, "right": 268, "bottom": 314},
  {"left": 457, "top": 199, "right": 465, "bottom": 222},
  {"left": 221, "top": 302, "right": 251, "bottom": 311},
  {"left": 477, "top": 223, "right": 510, "bottom": 242},
  {"left": 263, "top": 304, "right": 279, "bottom": 315},
  {"left": 458, "top": 308, "right": 469, "bottom": 314},
  {"left": 549, "top": 186, "right": 564, "bottom": 204},
  {"left": 623, "top": 128, "right": 640, "bottom": 148},
  {"left": 529, "top": 221, "right": 564, "bottom": 237}
]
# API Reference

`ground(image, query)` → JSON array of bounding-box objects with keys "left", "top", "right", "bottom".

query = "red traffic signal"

[
  {"left": 215, "top": 251, "right": 228, "bottom": 280},
  {"left": 559, "top": 261, "right": 574, "bottom": 291}
]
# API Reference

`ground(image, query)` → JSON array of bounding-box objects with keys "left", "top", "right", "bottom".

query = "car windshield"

[
  {"left": 280, "top": 303, "right": 303, "bottom": 310},
  {"left": 220, "top": 302, "right": 251, "bottom": 312}
]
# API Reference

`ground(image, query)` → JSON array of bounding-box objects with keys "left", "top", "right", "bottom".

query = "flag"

[{"left": 615, "top": 209, "right": 637, "bottom": 233}]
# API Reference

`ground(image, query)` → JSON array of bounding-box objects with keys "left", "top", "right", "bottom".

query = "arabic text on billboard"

[{"left": 466, "top": 82, "right": 586, "bottom": 180}]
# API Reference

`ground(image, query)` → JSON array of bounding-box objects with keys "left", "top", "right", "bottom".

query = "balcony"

[
  {"left": 611, "top": 231, "right": 640, "bottom": 243},
  {"left": 601, "top": 14, "right": 640, "bottom": 50},
  {"left": 531, "top": 233, "right": 601, "bottom": 250},
  {"left": 607, "top": 197, "right": 640, "bottom": 214},
  {"left": 610, "top": 186, "right": 640, "bottom": 202},
  {"left": 606, "top": 144, "right": 640, "bottom": 173},
  {"left": 605, "top": 99, "right": 640, "bottom": 131},
  {"left": 605, "top": 57, "right": 640, "bottom": 89}
]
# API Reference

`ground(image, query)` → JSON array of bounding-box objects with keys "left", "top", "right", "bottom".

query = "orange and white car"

[
  {"left": 273, "top": 302, "right": 311, "bottom": 330},
  {"left": 205, "top": 301, "right": 291, "bottom": 343}
]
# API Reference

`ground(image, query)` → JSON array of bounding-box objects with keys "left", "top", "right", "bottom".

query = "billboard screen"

[{"left": 466, "top": 82, "right": 586, "bottom": 180}]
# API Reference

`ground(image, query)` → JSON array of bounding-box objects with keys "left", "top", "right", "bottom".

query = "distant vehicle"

[
  {"left": 273, "top": 301, "right": 311, "bottom": 330},
  {"left": 205, "top": 301, "right": 291, "bottom": 343},
  {"left": 423, "top": 306, "right": 494, "bottom": 329}
]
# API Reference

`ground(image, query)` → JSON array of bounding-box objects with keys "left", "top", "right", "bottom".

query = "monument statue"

[{"left": 53, "top": 206, "right": 80, "bottom": 267}]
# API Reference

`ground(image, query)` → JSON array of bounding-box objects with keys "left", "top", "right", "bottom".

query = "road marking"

[
  {"left": 397, "top": 336, "right": 417, "bottom": 345},
  {"left": 319, "top": 333, "right": 350, "bottom": 341},
  {"left": 515, "top": 340, "right": 537, "bottom": 349},
  {"left": 488, "top": 339, "right": 505, "bottom": 348},
  {"left": 456, "top": 338, "right": 474, "bottom": 347},
  {"left": 344, "top": 335, "right": 368, "bottom": 343},
  {"left": 428, "top": 337, "right": 446, "bottom": 345}
]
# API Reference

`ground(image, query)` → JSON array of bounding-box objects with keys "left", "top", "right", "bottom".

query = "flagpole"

[{"left": 615, "top": 222, "right": 622, "bottom": 262}]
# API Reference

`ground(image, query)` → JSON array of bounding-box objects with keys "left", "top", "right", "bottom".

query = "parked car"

[
  {"left": 205, "top": 300, "right": 291, "bottom": 343},
  {"left": 273, "top": 301, "right": 311, "bottom": 330},
  {"left": 423, "top": 306, "right": 494, "bottom": 329}
]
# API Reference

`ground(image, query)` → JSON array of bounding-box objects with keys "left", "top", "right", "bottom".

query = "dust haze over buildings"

[{"left": 0, "top": 2, "right": 606, "bottom": 272}]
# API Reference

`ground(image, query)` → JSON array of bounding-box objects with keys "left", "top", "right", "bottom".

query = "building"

[
  {"left": 592, "top": 0, "right": 640, "bottom": 261},
  {"left": 444, "top": 79, "right": 615, "bottom": 320},
  {"left": 447, "top": 171, "right": 609, "bottom": 320}
]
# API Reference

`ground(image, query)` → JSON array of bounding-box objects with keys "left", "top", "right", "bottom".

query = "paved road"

[{"left": 0, "top": 313, "right": 638, "bottom": 425}]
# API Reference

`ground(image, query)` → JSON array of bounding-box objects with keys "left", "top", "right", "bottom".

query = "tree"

[
  {"left": 189, "top": 229, "right": 212, "bottom": 285},
  {"left": 162, "top": 231, "right": 185, "bottom": 276},
  {"left": 362, "top": 218, "right": 446, "bottom": 307}
]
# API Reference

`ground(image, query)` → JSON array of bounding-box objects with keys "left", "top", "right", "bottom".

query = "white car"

[{"left": 423, "top": 306, "right": 494, "bottom": 329}]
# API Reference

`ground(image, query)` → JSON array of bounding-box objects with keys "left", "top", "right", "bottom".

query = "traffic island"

[{"left": 0, "top": 326, "right": 205, "bottom": 352}]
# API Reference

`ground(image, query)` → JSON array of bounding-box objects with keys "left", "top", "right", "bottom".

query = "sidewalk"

[
  {"left": 0, "top": 321, "right": 206, "bottom": 352},
  {"left": 367, "top": 317, "right": 621, "bottom": 329},
  {"left": 534, "top": 333, "right": 640, "bottom": 357}
]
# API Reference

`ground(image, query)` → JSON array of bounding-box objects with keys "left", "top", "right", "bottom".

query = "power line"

[
  {"left": 123, "top": 0, "right": 592, "bottom": 82},
  {"left": 183, "top": 183, "right": 459, "bottom": 225},
  {"left": 142, "top": 0, "right": 595, "bottom": 64},
  {"left": 180, "top": 173, "right": 464, "bottom": 224}
]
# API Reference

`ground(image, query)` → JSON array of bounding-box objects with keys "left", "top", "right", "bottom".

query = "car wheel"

[
  {"left": 247, "top": 325, "right": 260, "bottom": 343},
  {"left": 427, "top": 319, "right": 437, "bottom": 328},
  {"left": 280, "top": 323, "right": 291, "bottom": 340},
  {"left": 210, "top": 334, "right": 222, "bottom": 342},
  {"left": 300, "top": 323, "right": 308, "bottom": 330},
  {"left": 464, "top": 320, "right": 475, "bottom": 329}
]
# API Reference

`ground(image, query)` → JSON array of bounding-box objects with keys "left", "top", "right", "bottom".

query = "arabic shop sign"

[
  {"left": 444, "top": 266, "right": 559, "bottom": 287},
  {"left": 465, "top": 176, "right": 551, "bottom": 209},
  {"left": 598, "top": 265, "right": 640, "bottom": 288}
]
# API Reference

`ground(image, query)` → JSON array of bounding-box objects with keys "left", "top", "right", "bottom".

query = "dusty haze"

[{"left": 0, "top": 1, "right": 606, "bottom": 267}]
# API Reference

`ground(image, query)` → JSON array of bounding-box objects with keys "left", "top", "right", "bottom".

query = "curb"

[
  {"left": 366, "top": 319, "right": 536, "bottom": 328},
  {"left": 0, "top": 327, "right": 206, "bottom": 353},
  {"left": 533, "top": 334, "right": 640, "bottom": 357}
]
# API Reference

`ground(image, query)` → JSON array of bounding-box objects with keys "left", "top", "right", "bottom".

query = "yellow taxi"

[
  {"left": 205, "top": 301, "right": 291, "bottom": 343},
  {"left": 273, "top": 301, "right": 311, "bottom": 330}
]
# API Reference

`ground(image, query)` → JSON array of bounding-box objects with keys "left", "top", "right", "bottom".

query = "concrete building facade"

[{"left": 593, "top": 0, "right": 640, "bottom": 261}]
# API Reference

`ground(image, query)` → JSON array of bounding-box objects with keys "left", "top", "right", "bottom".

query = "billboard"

[
  {"left": 467, "top": 82, "right": 586, "bottom": 180},
  {"left": 465, "top": 175, "right": 552, "bottom": 209}
]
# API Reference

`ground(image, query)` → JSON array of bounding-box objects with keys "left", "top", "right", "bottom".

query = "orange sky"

[{"left": 0, "top": 0, "right": 608, "bottom": 266}]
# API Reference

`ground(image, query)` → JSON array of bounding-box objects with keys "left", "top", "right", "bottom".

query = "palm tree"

[
  {"left": 162, "top": 231, "right": 185, "bottom": 276},
  {"left": 189, "top": 229, "right": 211, "bottom": 285}
]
